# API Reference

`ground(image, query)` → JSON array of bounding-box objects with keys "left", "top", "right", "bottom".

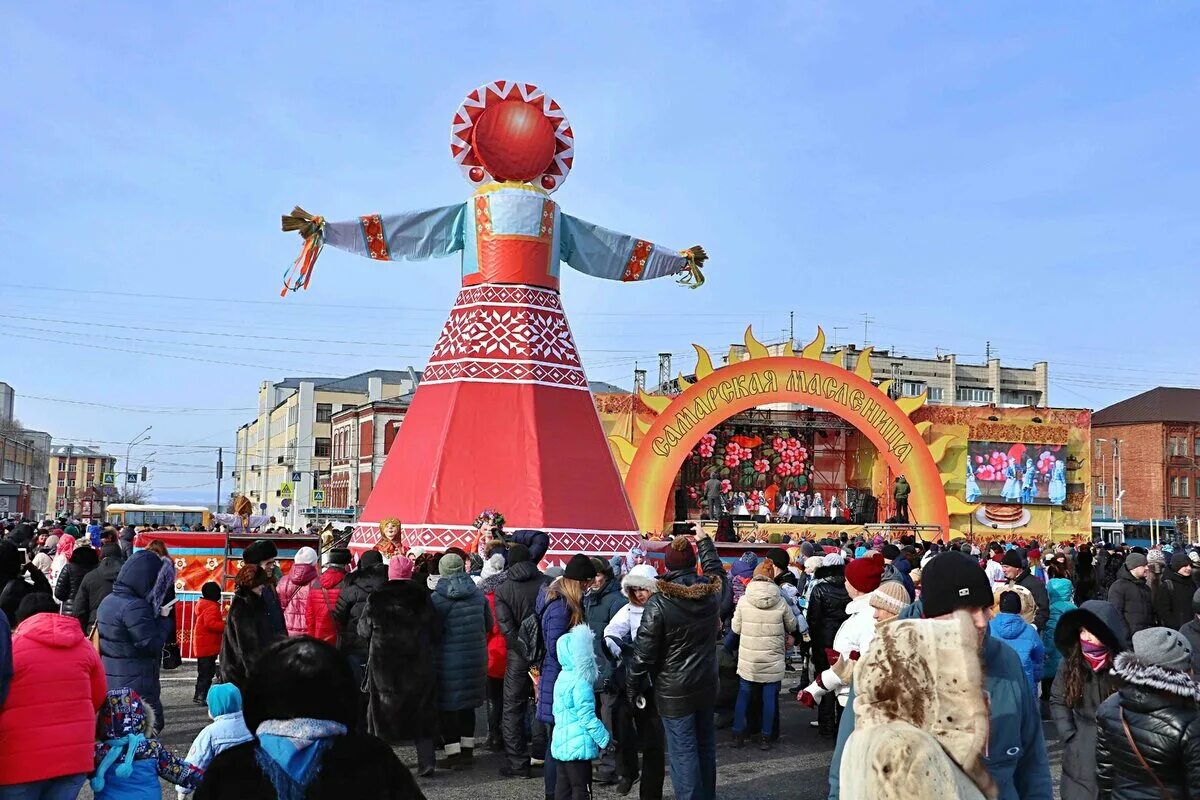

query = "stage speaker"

[
  {"left": 674, "top": 488, "right": 689, "bottom": 522},
  {"left": 857, "top": 496, "right": 878, "bottom": 524}
]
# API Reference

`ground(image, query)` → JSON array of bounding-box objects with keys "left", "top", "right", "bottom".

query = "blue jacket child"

[
  {"left": 550, "top": 624, "right": 611, "bottom": 762},
  {"left": 90, "top": 688, "right": 204, "bottom": 800},
  {"left": 177, "top": 683, "right": 253, "bottom": 795},
  {"left": 989, "top": 591, "right": 1045, "bottom": 696}
]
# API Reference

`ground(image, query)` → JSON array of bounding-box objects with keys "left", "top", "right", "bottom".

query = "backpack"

[{"left": 517, "top": 604, "right": 547, "bottom": 664}]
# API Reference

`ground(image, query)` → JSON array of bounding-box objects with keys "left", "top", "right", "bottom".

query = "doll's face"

[{"left": 382, "top": 521, "right": 400, "bottom": 540}]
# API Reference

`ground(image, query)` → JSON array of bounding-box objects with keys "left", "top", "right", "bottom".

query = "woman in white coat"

[{"left": 731, "top": 562, "right": 798, "bottom": 750}]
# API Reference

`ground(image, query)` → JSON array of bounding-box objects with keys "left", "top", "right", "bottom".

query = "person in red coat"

[
  {"left": 0, "top": 593, "right": 106, "bottom": 797},
  {"left": 305, "top": 549, "right": 352, "bottom": 645},
  {"left": 193, "top": 581, "right": 225, "bottom": 705}
]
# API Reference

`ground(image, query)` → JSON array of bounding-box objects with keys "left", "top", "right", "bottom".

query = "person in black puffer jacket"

[
  {"left": 1096, "top": 626, "right": 1200, "bottom": 799},
  {"left": 1159, "top": 552, "right": 1196, "bottom": 630},
  {"left": 626, "top": 530, "right": 725, "bottom": 800},
  {"left": 805, "top": 554, "right": 850, "bottom": 737},
  {"left": 72, "top": 543, "right": 123, "bottom": 631},
  {"left": 1109, "top": 554, "right": 1157, "bottom": 637},
  {"left": 333, "top": 550, "right": 389, "bottom": 673},
  {"left": 54, "top": 544, "right": 99, "bottom": 625},
  {"left": 492, "top": 543, "right": 548, "bottom": 777}
]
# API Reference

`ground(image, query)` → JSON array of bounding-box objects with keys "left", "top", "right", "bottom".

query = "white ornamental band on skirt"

[{"left": 350, "top": 522, "right": 643, "bottom": 565}]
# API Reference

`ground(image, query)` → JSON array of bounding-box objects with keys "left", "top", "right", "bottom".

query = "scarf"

[
  {"left": 254, "top": 718, "right": 346, "bottom": 800},
  {"left": 1081, "top": 640, "right": 1110, "bottom": 672}
]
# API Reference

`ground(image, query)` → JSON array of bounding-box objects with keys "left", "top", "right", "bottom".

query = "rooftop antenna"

[
  {"left": 831, "top": 326, "right": 848, "bottom": 348},
  {"left": 986, "top": 341, "right": 992, "bottom": 360},
  {"left": 862, "top": 313, "right": 875, "bottom": 348}
]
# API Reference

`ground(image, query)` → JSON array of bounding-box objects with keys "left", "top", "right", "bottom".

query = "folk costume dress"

[{"left": 281, "top": 81, "right": 706, "bottom": 562}]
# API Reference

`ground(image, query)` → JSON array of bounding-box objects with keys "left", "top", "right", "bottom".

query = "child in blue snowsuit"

[
  {"left": 551, "top": 624, "right": 611, "bottom": 800},
  {"left": 90, "top": 687, "right": 203, "bottom": 800},
  {"left": 988, "top": 591, "right": 1044, "bottom": 696},
  {"left": 176, "top": 683, "right": 253, "bottom": 797}
]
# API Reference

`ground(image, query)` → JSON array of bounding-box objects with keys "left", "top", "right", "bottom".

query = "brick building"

[
  {"left": 46, "top": 445, "right": 117, "bottom": 518},
  {"left": 327, "top": 394, "right": 413, "bottom": 515},
  {"left": 1092, "top": 387, "right": 1200, "bottom": 524}
]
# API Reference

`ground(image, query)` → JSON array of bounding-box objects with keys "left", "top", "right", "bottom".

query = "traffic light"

[{"left": 140, "top": 466, "right": 148, "bottom": 482}]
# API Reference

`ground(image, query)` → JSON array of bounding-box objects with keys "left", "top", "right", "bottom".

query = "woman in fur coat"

[
  {"left": 358, "top": 557, "right": 439, "bottom": 776},
  {"left": 219, "top": 565, "right": 283, "bottom": 690}
]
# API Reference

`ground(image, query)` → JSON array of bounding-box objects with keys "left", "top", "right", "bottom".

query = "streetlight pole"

[
  {"left": 124, "top": 426, "right": 152, "bottom": 497},
  {"left": 1108, "top": 441, "right": 1118, "bottom": 522},
  {"left": 1099, "top": 438, "right": 1107, "bottom": 519}
]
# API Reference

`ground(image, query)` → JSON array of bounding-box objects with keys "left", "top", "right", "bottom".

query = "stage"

[{"left": 691, "top": 520, "right": 865, "bottom": 541}]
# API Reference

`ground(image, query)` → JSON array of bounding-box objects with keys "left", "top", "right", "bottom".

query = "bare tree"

[{"left": 111, "top": 485, "right": 152, "bottom": 504}]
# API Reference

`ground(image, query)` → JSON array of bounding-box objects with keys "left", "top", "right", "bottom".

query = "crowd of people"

[{"left": 3, "top": 513, "right": 1200, "bottom": 799}]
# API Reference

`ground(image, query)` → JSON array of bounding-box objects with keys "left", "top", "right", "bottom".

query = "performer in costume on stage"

[
  {"left": 1001, "top": 458, "right": 1021, "bottom": 501},
  {"left": 1048, "top": 459, "right": 1066, "bottom": 505},
  {"left": 965, "top": 462, "right": 982, "bottom": 503},
  {"left": 1021, "top": 457, "right": 1036, "bottom": 503},
  {"left": 280, "top": 81, "right": 708, "bottom": 556},
  {"left": 807, "top": 493, "right": 825, "bottom": 519}
]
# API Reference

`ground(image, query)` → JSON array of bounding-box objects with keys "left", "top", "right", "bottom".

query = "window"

[
  {"left": 927, "top": 387, "right": 944, "bottom": 402},
  {"left": 68, "top": 479, "right": 76, "bottom": 488},
  {"left": 57, "top": 478, "right": 65, "bottom": 488},
  {"left": 1170, "top": 436, "right": 1188, "bottom": 457},
  {"left": 1171, "top": 476, "right": 1179, "bottom": 497},
  {"left": 1097, "top": 482, "right": 1106, "bottom": 499},
  {"left": 1195, "top": 438, "right": 1200, "bottom": 457},
  {"left": 955, "top": 387, "right": 994, "bottom": 404},
  {"left": 901, "top": 381, "right": 925, "bottom": 398},
  {"left": 316, "top": 403, "right": 333, "bottom": 423},
  {"left": 57, "top": 461, "right": 65, "bottom": 472},
  {"left": 315, "top": 438, "right": 331, "bottom": 458},
  {"left": 1183, "top": 477, "right": 1191, "bottom": 498},
  {"left": 287, "top": 405, "right": 299, "bottom": 427}
]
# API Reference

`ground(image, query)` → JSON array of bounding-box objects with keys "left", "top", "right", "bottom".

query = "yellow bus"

[{"left": 105, "top": 503, "right": 211, "bottom": 530}]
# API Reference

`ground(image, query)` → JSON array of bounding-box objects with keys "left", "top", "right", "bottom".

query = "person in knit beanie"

[
  {"left": 388, "top": 556, "right": 415, "bottom": 581},
  {"left": 869, "top": 580, "right": 911, "bottom": 622}
]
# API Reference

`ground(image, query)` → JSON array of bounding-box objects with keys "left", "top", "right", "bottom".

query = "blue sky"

[{"left": 2, "top": 3, "right": 1197, "bottom": 503}]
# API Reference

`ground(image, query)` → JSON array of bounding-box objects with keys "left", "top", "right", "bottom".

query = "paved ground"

[{"left": 90, "top": 664, "right": 1065, "bottom": 799}]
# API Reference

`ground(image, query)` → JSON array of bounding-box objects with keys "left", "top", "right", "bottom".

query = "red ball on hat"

[{"left": 845, "top": 556, "right": 883, "bottom": 594}]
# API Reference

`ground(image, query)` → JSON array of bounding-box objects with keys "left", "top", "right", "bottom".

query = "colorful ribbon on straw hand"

[
  {"left": 280, "top": 206, "right": 326, "bottom": 297},
  {"left": 677, "top": 245, "right": 709, "bottom": 289}
]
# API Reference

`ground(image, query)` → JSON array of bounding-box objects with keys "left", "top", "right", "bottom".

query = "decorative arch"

[{"left": 608, "top": 327, "right": 951, "bottom": 536}]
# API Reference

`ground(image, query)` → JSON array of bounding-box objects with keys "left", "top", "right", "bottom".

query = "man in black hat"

[
  {"left": 1000, "top": 549, "right": 1050, "bottom": 633},
  {"left": 627, "top": 527, "right": 726, "bottom": 800},
  {"left": 827, "top": 551, "right": 1052, "bottom": 800},
  {"left": 242, "top": 539, "right": 285, "bottom": 638}
]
